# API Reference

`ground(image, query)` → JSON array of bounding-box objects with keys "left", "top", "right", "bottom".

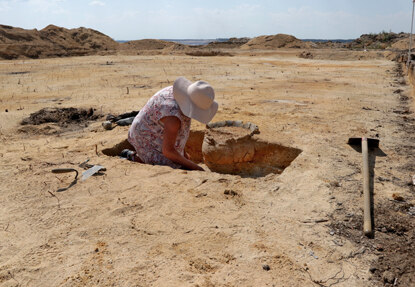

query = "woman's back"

[{"left": 128, "top": 86, "right": 191, "bottom": 168}]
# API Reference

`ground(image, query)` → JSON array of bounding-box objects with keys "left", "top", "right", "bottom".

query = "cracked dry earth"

[{"left": 0, "top": 50, "right": 414, "bottom": 286}]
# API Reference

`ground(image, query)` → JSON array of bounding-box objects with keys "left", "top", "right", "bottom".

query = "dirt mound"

[
  {"left": 120, "top": 39, "right": 176, "bottom": 50},
  {"left": 204, "top": 37, "right": 250, "bottom": 49},
  {"left": 41, "top": 25, "right": 119, "bottom": 50},
  {"left": 241, "top": 34, "right": 313, "bottom": 50},
  {"left": 312, "top": 41, "right": 348, "bottom": 49},
  {"left": 163, "top": 43, "right": 188, "bottom": 51},
  {"left": 346, "top": 32, "right": 409, "bottom": 50},
  {"left": 391, "top": 38, "right": 410, "bottom": 50},
  {"left": 301, "top": 49, "right": 388, "bottom": 61},
  {"left": 21, "top": 107, "right": 98, "bottom": 126},
  {"left": 0, "top": 24, "right": 119, "bottom": 59},
  {"left": 160, "top": 43, "right": 191, "bottom": 55},
  {"left": 185, "top": 50, "right": 233, "bottom": 57}
]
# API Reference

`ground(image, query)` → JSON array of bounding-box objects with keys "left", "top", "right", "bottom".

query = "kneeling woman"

[{"left": 124, "top": 77, "right": 218, "bottom": 171}]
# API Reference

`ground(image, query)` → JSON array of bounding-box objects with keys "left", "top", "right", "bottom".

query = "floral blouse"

[{"left": 128, "top": 86, "right": 191, "bottom": 168}]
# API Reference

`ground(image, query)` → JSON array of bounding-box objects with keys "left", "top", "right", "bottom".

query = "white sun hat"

[{"left": 173, "top": 77, "right": 218, "bottom": 124}]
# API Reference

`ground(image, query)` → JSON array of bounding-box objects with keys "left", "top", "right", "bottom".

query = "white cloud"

[
  {"left": 21, "top": 0, "right": 66, "bottom": 13},
  {"left": 0, "top": 1, "right": 11, "bottom": 12},
  {"left": 0, "top": 0, "right": 24, "bottom": 12},
  {"left": 124, "top": 4, "right": 264, "bottom": 39},
  {"left": 89, "top": 1, "right": 105, "bottom": 7},
  {"left": 268, "top": 6, "right": 411, "bottom": 39}
]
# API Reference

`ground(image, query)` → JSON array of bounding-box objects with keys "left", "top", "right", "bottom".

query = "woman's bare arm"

[{"left": 161, "top": 116, "right": 204, "bottom": 171}]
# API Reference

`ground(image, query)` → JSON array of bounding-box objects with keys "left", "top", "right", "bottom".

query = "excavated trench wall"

[
  {"left": 408, "top": 60, "right": 415, "bottom": 86},
  {"left": 404, "top": 59, "right": 415, "bottom": 110},
  {"left": 185, "top": 129, "right": 302, "bottom": 178}
]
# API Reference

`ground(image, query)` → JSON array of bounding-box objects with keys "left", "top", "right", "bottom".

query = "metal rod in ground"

[{"left": 408, "top": 0, "right": 415, "bottom": 66}]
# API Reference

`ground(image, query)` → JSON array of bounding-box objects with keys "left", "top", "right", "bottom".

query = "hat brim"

[{"left": 173, "top": 77, "right": 218, "bottom": 124}]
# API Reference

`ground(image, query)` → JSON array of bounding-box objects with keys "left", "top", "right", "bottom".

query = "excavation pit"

[
  {"left": 187, "top": 124, "right": 302, "bottom": 178},
  {"left": 102, "top": 122, "right": 301, "bottom": 178}
]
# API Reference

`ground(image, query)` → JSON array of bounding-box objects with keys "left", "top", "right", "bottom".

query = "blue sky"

[{"left": 0, "top": 0, "right": 413, "bottom": 40}]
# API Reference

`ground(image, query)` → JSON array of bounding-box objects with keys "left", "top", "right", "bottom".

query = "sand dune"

[
  {"left": 0, "top": 24, "right": 119, "bottom": 59},
  {"left": 0, "top": 25, "right": 411, "bottom": 61},
  {"left": 119, "top": 39, "right": 177, "bottom": 50},
  {"left": 241, "top": 34, "right": 314, "bottom": 50}
]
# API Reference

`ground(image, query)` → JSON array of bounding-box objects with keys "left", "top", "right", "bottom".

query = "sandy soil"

[{"left": 0, "top": 50, "right": 414, "bottom": 286}]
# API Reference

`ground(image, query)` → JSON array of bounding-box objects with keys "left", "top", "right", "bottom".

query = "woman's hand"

[{"left": 161, "top": 116, "right": 204, "bottom": 171}]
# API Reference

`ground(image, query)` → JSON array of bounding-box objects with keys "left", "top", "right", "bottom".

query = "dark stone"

[{"left": 262, "top": 264, "right": 271, "bottom": 271}]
